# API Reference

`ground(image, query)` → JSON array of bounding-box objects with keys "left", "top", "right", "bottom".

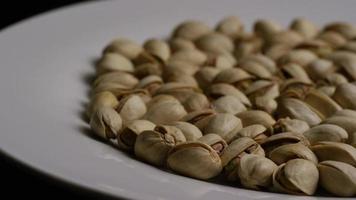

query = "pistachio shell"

[
  {"left": 154, "top": 82, "right": 199, "bottom": 103},
  {"left": 238, "top": 61, "right": 273, "bottom": 80},
  {"left": 103, "top": 38, "right": 143, "bottom": 60},
  {"left": 93, "top": 71, "right": 138, "bottom": 89},
  {"left": 324, "top": 73, "right": 348, "bottom": 86},
  {"left": 269, "top": 143, "right": 318, "bottom": 165},
  {"left": 168, "top": 49, "right": 207, "bottom": 66},
  {"left": 134, "top": 63, "right": 162, "bottom": 79},
  {"left": 255, "top": 97, "right": 278, "bottom": 115},
  {"left": 333, "top": 109, "right": 356, "bottom": 119},
  {"left": 169, "top": 121, "right": 203, "bottom": 141},
  {"left": 272, "top": 118, "right": 310, "bottom": 135},
  {"left": 216, "top": 16, "right": 243, "bottom": 39},
  {"left": 238, "top": 154, "right": 277, "bottom": 189},
  {"left": 327, "top": 51, "right": 356, "bottom": 80},
  {"left": 303, "top": 124, "right": 348, "bottom": 145},
  {"left": 96, "top": 53, "right": 134, "bottom": 74},
  {"left": 181, "top": 109, "right": 216, "bottom": 131},
  {"left": 197, "top": 133, "right": 227, "bottom": 155},
  {"left": 234, "top": 40, "right": 261, "bottom": 60},
  {"left": 240, "top": 54, "right": 278, "bottom": 74},
  {"left": 236, "top": 110, "right": 276, "bottom": 128},
  {"left": 208, "top": 83, "right": 251, "bottom": 107},
  {"left": 306, "top": 59, "right": 335, "bottom": 80},
  {"left": 135, "top": 75, "right": 163, "bottom": 95},
  {"left": 245, "top": 80, "right": 279, "bottom": 100},
  {"left": 311, "top": 141, "right": 356, "bottom": 166},
  {"left": 143, "top": 39, "right": 171, "bottom": 62},
  {"left": 172, "top": 20, "right": 211, "bottom": 41},
  {"left": 333, "top": 83, "right": 356, "bottom": 110},
  {"left": 134, "top": 126, "right": 186, "bottom": 166},
  {"left": 182, "top": 93, "right": 210, "bottom": 112},
  {"left": 278, "top": 49, "right": 318, "bottom": 67},
  {"left": 318, "top": 160, "right": 356, "bottom": 197},
  {"left": 144, "top": 100, "right": 187, "bottom": 124},
  {"left": 254, "top": 19, "right": 282, "bottom": 41},
  {"left": 304, "top": 89, "right": 342, "bottom": 118},
  {"left": 272, "top": 159, "right": 319, "bottom": 195},
  {"left": 203, "top": 113, "right": 243, "bottom": 143},
  {"left": 295, "top": 39, "right": 332, "bottom": 57},
  {"left": 205, "top": 53, "right": 236, "bottom": 70},
  {"left": 268, "top": 30, "right": 304, "bottom": 47},
  {"left": 340, "top": 41, "right": 356, "bottom": 54},
  {"left": 213, "top": 68, "right": 253, "bottom": 86},
  {"left": 280, "top": 63, "right": 312, "bottom": 83},
  {"left": 317, "top": 85, "right": 336, "bottom": 97},
  {"left": 90, "top": 107, "right": 122, "bottom": 140},
  {"left": 324, "top": 22, "right": 356, "bottom": 39},
  {"left": 212, "top": 95, "right": 247, "bottom": 115},
  {"left": 167, "top": 142, "right": 222, "bottom": 180},
  {"left": 264, "top": 44, "right": 291, "bottom": 61},
  {"left": 169, "top": 38, "right": 196, "bottom": 52},
  {"left": 86, "top": 91, "right": 119, "bottom": 118},
  {"left": 116, "top": 95, "right": 147, "bottom": 124},
  {"left": 290, "top": 18, "right": 318, "bottom": 39},
  {"left": 323, "top": 116, "right": 356, "bottom": 146},
  {"left": 318, "top": 31, "right": 347, "bottom": 48},
  {"left": 194, "top": 67, "right": 220, "bottom": 90},
  {"left": 234, "top": 124, "right": 268, "bottom": 143},
  {"left": 117, "top": 120, "right": 155, "bottom": 150},
  {"left": 195, "top": 32, "right": 234, "bottom": 54}
]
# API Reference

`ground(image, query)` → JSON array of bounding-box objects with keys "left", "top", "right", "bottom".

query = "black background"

[{"left": 0, "top": 1, "right": 119, "bottom": 199}]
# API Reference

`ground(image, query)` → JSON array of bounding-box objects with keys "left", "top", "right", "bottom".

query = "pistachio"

[
  {"left": 323, "top": 116, "right": 356, "bottom": 146},
  {"left": 143, "top": 39, "right": 171, "bottom": 62},
  {"left": 295, "top": 40, "right": 333, "bottom": 57},
  {"left": 181, "top": 109, "right": 216, "bottom": 131},
  {"left": 254, "top": 19, "right": 282, "bottom": 41},
  {"left": 172, "top": 20, "right": 211, "bottom": 41},
  {"left": 90, "top": 107, "right": 122, "bottom": 140},
  {"left": 203, "top": 113, "right": 243, "bottom": 143},
  {"left": 213, "top": 68, "right": 254, "bottom": 90},
  {"left": 268, "top": 30, "right": 304, "bottom": 48},
  {"left": 169, "top": 121, "right": 203, "bottom": 141},
  {"left": 182, "top": 92, "right": 210, "bottom": 112},
  {"left": 208, "top": 83, "right": 251, "bottom": 107},
  {"left": 255, "top": 97, "right": 278, "bottom": 115},
  {"left": 327, "top": 51, "right": 356, "bottom": 80},
  {"left": 303, "top": 124, "right": 348, "bottom": 145},
  {"left": 205, "top": 53, "right": 236, "bottom": 70},
  {"left": 340, "top": 41, "right": 356, "bottom": 54},
  {"left": 245, "top": 80, "right": 279, "bottom": 101},
  {"left": 238, "top": 61, "right": 273, "bottom": 79},
  {"left": 290, "top": 18, "right": 318, "bottom": 39},
  {"left": 318, "top": 31, "right": 347, "bottom": 48},
  {"left": 212, "top": 95, "right": 247, "bottom": 115},
  {"left": 272, "top": 159, "right": 319, "bottom": 195},
  {"left": 238, "top": 154, "right": 277, "bottom": 190},
  {"left": 132, "top": 51, "right": 163, "bottom": 66},
  {"left": 103, "top": 38, "right": 143, "bottom": 60},
  {"left": 216, "top": 16, "right": 243, "bottom": 39},
  {"left": 306, "top": 59, "right": 336, "bottom": 81},
  {"left": 278, "top": 49, "right": 318, "bottom": 67},
  {"left": 154, "top": 82, "right": 199, "bottom": 103},
  {"left": 168, "top": 49, "right": 207, "bottom": 66},
  {"left": 234, "top": 124, "right": 269, "bottom": 143},
  {"left": 134, "top": 125, "right": 186, "bottom": 166},
  {"left": 272, "top": 118, "right": 310, "bottom": 135},
  {"left": 197, "top": 133, "right": 228, "bottom": 155},
  {"left": 93, "top": 71, "right": 139, "bottom": 90},
  {"left": 333, "top": 109, "right": 356, "bottom": 119},
  {"left": 317, "top": 85, "right": 336, "bottom": 97},
  {"left": 280, "top": 63, "right": 312, "bottom": 83},
  {"left": 264, "top": 43, "right": 291, "bottom": 61},
  {"left": 116, "top": 95, "right": 147, "bottom": 124},
  {"left": 195, "top": 32, "right": 234, "bottom": 54},
  {"left": 117, "top": 120, "right": 155, "bottom": 150},
  {"left": 96, "top": 53, "right": 134, "bottom": 75},
  {"left": 169, "top": 38, "right": 196, "bottom": 52},
  {"left": 163, "top": 60, "right": 200, "bottom": 79},
  {"left": 269, "top": 143, "right": 318, "bottom": 165},
  {"left": 194, "top": 67, "right": 220, "bottom": 90},
  {"left": 240, "top": 54, "right": 278, "bottom": 74},
  {"left": 236, "top": 110, "right": 276, "bottom": 128},
  {"left": 86, "top": 91, "right": 119, "bottom": 118},
  {"left": 134, "top": 63, "right": 162, "bottom": 79},
  {"left": 318, "top": 160, "right": 356, "bottom": 197},
  {"left": 311, "top": 141, "right": 356, "bottom": 166},
  {"left": 324, "top": 22, "right": 356, "bottom": 40},
  {"left": 167, "top": 142, "right": 222, "bottom": 180},
  {"left": 144, "top": 98, "right": 187, "bottom": 124},
  {"left": 135, "top": 75, "right": 163, "bottom": 95},
  {"left": 333, "top": 83, "right": 356, "bottom": 110}
]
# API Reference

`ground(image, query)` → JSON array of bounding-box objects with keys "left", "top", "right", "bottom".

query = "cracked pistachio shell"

[
  {"left": 323, "top": 116, "right": 356, "bottom": 146},
  {"left": 117, "top": 120, "right": 155, "bottom": 150},
  {"left": 303, "top": 124, "right": 348, "bottom": 145},
  {"left": 169, "top": 121, "right": 203, "bottom": 141},
  {"left": 103, "top": 38, "right": 143, "bottom": 60},
  {"left": 333, "top": 83, "right": 356, "bottom": 110},
  {"left": 134, "top": 125, "right": 186, "bottom": 166},
  {"left": 154, "top": 82, "right": 199, "bottom": 103},
  {"left": 272, "top": 159, "right": 319, "bottom": 195},
  {"left": 195, "top": 32, "right": 234, "bottom": 54},
  {"left": 143, "top": 99, "right": 186, "bottom": 125},
  {"left": 181, "top": 109, "right": 216, "bottom": 130},
  {"left": 245, "top": 80, "right": 279, "bottom": 100},
  {"left": 116, "top": 95, "right": 147, "bottom": 124},
  {"left": 318, "top": 160, "right": 356, "bottom": 197},
  {"left": 167, "top": 142, "right": 222, "bottom": 180},
  {"left": 212, "top": 95, "right": 247, "bottom": 115},
  {"left": 272, "top": 118, "right": 310, "bottom": 135},
  {"left": 135, "top": 75, "right": 163, "bottom": 95},
  {"left": 324, "top": 22, "right": 356, "bottom": 40},
  {"left": 269, "top": 143, "right": 318, "bottom": 165},
  {"left": 234, "top": 39, "right": 261, "bottom": 60},
  {"left": 205, "top": 53, "right": 236, "bottom": 70},
  {"left": 311, "top": 141, "right": 356, "bottom": 166},
  {"left": 234, "top": 124, "right": 268, "bottom": 143},
  {"left": 238, "top": 154, "right": 277, "bottom": 189},
  {"left": 96, "top": 53, "right": 134, "bottom": 75},
  {"left": 169, "top": 38, "right": 196, "bottom": 52},
  {"left": 172, "top": 20, "right": 211, "bottom": 41},
  {"left": 255, "top": 97, "right": 278, "bottom": 115},
  {"left": 281, "top": 63, "right": 312, "bottom": 84},
  {"left": 277, "top": 97, "right": 322, "bottom": 126},
  {"left": 203, "top": 113, "right": 243, "bottom": 143},
  {"left": 317, "top": 85, "right": 336, "bottom": 97},
  {"left": 168, "top": 49, "right": 207, "bottom": 66},
  {"left": 208, "top": 83, "right": 251, "bottom": 107},
  {"left": 182, "top": 93, "right": 210, "bottom": 112},
  {"left": 278, "top": 49, "right": 318, "bottom": 67},
  {"left": 260, "top": 132, "right": 310, "bottom": 156},
  {"left": 134, "top": 63, "right": 162, "bottom": 79},
  {"left": 239, "top": 61, "right": 273, "bottom": 79},
  {"left": 318, "top": 31, "right": 347, "bottom": 48},
  {"left": 216, "top": 16, "right": 243, "bottom": 39},
  {"left": 165, "top": 74, "right": 199, "bottom": 88},
  {"left": 268, "top": 30, "right": 304, "bottom": 47},
  {"left": 306, "top": 59, "right": 335, "bottom": 80},
  {"left": 86, "top": 91, "right": 119, "bottom": 118},
  {"left": 240, "top": 54, "right": 277, "bottom": 74},
  {"left": 143, "top": 39, "right": 171, "bottom": 62},
  {"left": 197, "top": 133, "right": 227, "bottom": 155},
  {"left": 93, "top": 71, "right": 139, "bottom": 89},
  {"left": 333, "top": 109, "right": 356, "bottom": 119},
  {"left": 327, "top": 51, "right": 356, "bottom": 80},
  {"left": 295, "top": 39, "right": 333, "bottom": 57},
  {"left": 264, "top": 43, "right": 291, "bottom": 61},
  {"left": 194, "top": 67, "right": 220, "bottom": 90},
  {"left": 90, "top": 107, "right": 122, "bottom": 140},
  {"left": 254, "top": 19, "right": 282, "bottom": 41},
  {"left": 290, "top": 18, "right": 318, "bottom": 39},
  {"left": 213, "top": 68, "right": 253, "bottom": 86},
  {"left": 279, "top": 79, "right": 313, "bottom": 98},
  {"left": 236, "top": 110, "right": 276, "bottom": 128},
  {"left": 164, "top": 60, "right": 200, "bottom": 78}
]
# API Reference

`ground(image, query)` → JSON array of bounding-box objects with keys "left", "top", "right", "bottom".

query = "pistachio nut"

[
  {"left": 323, "top": 116, "right": 356, "bottom": 146},
  {"left": 318, "top": 31, "right": 347, "bottom": 48},
  {"left": 169, "top": 121, "right": 203, "bottom": 141},
  {"left": 212, "top": 68, "right": 254, "bottom": 90},
  {"left": 167, "top": 142, "right": 222, "bottom": 180},
  {"left": 269, "top": 143, "right": 318, "bottom": 165},
  {"left": 96, "top": 53, "right": 134, "bottom": 75},
  {"left": 86, "top": 91, "right": 119, "bottom": 118},
  {"left": 317, "top": 85, "right": 336, "bottom": 97},
  {"left": 245, "top": 80, "right": 279, "bottom": 101},
  {"left": 278, "top": 49, "right": 318, "bottom": 67},
  {"left": 117, "top": 120, "right": 155, "bottom": 150},
  {"left": 236, "top": 110, "right": 276, "bottom": 128},
  {"left": 333, "top": 109, "right": 356, "bottom": 119},
  {"left": 197, "top": 133, "right": 228, "bottom": 155},
  {"left": 134, "top": 63, "right": 162, "bottom": 79},
  {"left": 203, "top": 113, "right": 243, "bottom": 143},
  {"left": 272, "top": 159, "right": 319, "bottom": 195},
  {"left": 168, "top": 49, "right": 207, "bottom": 66},
  {"left": 132, "top": 50, "right": 163, "bottom": 66},
  {"left": 182, "top": 92, "right": 210, "bottom": 112},
  {"left": 303, "top": 124, "right": 348, "bottom": 145},
  {"left": 144, "top": 98, "right": 187, "bottom": 124},
  {"left": 264, "top": 43, "right": 291, "bottom": 61},
  {"left": 311, "top": 141, "right": 356, "bottom": 166},
  {"left": 194, "top": 67, "right": 220, "bottom": 90},
  {"left": 143, "top": 39, "right": 171, "bottom": 62},
  {"left": 116, "top": 95, "right": 147, "bottom": 124},
  {"left": 327, "top": 51, "right": 356, "bottom": 80},
  {"left": 172, "top": 20, "right": 211, "bottom": 41},
  {"left": 134, "top": 125, "right": 186, "bottom": 166},
  {"left": 238, "top": 61, "right": 273, "bottom": 79},
  {"left": 255, "top": 97, "right": 278, "bottom": 115},
  {"left": 93, "top": 71, "right": 139, "bottom": 90},
  {"left": 165, "top": 74, "right": 199, "bottom": 88},
  {"left": 318, "top": 160, "right": 356, "bottom": 197},
  {"left": 272, "top": 117, "right": 310, "bottom": 135},
  {"left": 340, "top": 41, "right": 356, "bottom": 54},
  {"left": 234, "top": 39, "right": 262, "bottom": 60},
  {"left": 295, "top": 39, "right": 333, "bottom": 57},
  {"left": 195, "top": 32, "right": 234, "bottom": 54},
  {"left": 103, "top": 38, "right": 143, "bottom": 60},
  {"left": 181, "top": 109, "right": 216, "bottom": 130},
  {"left": 163, "top": 60, "right": 200, "bottom": 79},
  {"left": 212, "top": 95, "right": 247, "bottom": 115},
  {"left": 238, "top": 154, "right": 277, "bottom": 190},
  {"left": 323, "top": 22, "right": 356, "bottom": 40},
  {"left": 169, "top": 38, "right": 196, "bottom": 52},
  {"left": 240, "top": 54, "right": 277, "bottom": 74},
  {"left": 306, "top": 59, "right": 335, "bottom": 81},
  {"left": 254, "top": 19, "right": 282, "bottom": 41},
  {"left": 234, "top": 124, "right": 268, "bottom": 143},
  {"left": 90, "top": 106, "right": 122, "bottom": 140},
  {"left": 216, "top": 16, "right": 243, "bottom": 39},
  {"left": 290, "top": 18, "right": 318, "bottom": 39},
  {"left": 208, "top": 83, "right": 251, "bottom": 107},
  {"left": 135, "top": 75, "right": 163, "bottom": 95},
  {"left": 333, "top": 83, "right": 356, "bottom": 110},
  {"left": 268, "top": 30, "right": 304, "bottom": 48},
  {"left": 154, "top": 82, "right": 199, "bottom": 103},
  {"left": 280, "top": 63, "right": 312, "bottom": 83}
]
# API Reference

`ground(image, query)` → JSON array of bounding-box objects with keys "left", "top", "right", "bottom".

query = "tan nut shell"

[
  {"left": 311, "top": 141, "right": 356, "bottom": 166},
  {"left": 212, "top": 95, "right": 247, "bottom": 115},
  {"left": 172, "top": 20, "right": 211, "bottom": 41},
  {"left": 103, "top": 38, "right": 143, "bottom": 60},
  {"left": 208, "top": 83, "right": 251, "bottom": 107},
  {"left": 144, "top": 100, "right": 187, "bottom": 125},
  {"left": 303, "top": 124, "right": 348, "bottom": 145},
  {"left": 116, "top": 95, "right": 147, "bottom": 124},
  {"left": 169, "top": 121, "right": 203, "bottom": 141},
  {"left": 143, "top": 39, "right": 171, "bottom": 62},
  {"left": 86, "top": 91, "right": 119, "bottom": 118},
  {"left": 216, "top": 16, "right": 243, "bottom": 39},
  {"left": 96, "top": 53, "right": 134, "bottom": 74},
  {"left": 90, "top": 107, "right": 122, "bottom": 140},
  {"left": 197, "top": 133, "right": 228, "bottom": 155},
  {"left": 269, "top": 143, "right": 318, "bottom": 165},
  {"left": 117, "top": 120, "right": 155, "bottom": 150},
  {"left": 236, "top": 110, "right": 276, "bottom": 127}
]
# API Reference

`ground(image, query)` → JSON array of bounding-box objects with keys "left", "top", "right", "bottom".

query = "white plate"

[{"left": 0, "top": 0, "right": 355, "bottom": 199}]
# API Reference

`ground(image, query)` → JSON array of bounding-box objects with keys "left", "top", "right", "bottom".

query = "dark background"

[{"left": 0, "top": 1, "right": 119, "bottom": 199}]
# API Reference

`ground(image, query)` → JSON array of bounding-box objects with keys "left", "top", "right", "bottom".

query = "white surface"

[{"left": 0, "top": 0, "right": 355, "bottom": 199}]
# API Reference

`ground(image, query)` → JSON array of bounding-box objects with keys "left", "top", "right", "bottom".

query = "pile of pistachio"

[{"left": 87, "top": 17, "right": 356, "bottom": 196}]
